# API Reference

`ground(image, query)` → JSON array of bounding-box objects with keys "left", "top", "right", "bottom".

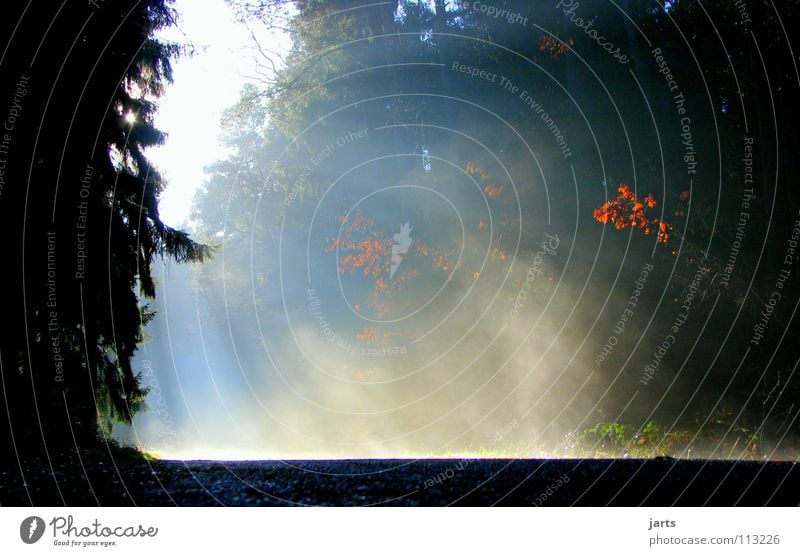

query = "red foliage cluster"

[
  {"left": 356, "top": 325, "right": 378, "bottom": 343},
  {"left": 466, "top": 162, "right": 491, "bottom": 181},
  {"left": 484, "top": 184, "right": 504, "bottom": 198},
  {"left": 539, "top": 35, "right": 574, "bottom": 59},
  {"left": 351, "top": 369, "right": 373, "bottom": 380},
  {"left": 338, "top": 213, "right": 373, "bottom": 234},
  {"left": 593, "top": 184, "right": 672, "bottom": 243},
  {"left": 325, "top": 213, "right": 410, "bottom": 318},
  {"left": 325, "top": 196, "right": 503, "bottom": 318},
  {"left": 327, "top": 214, "right": 393, "bottom": 276},
  {"left": 327, "top": 237, "right": 391, "bottom": 276},
  {"left": 355, "top": 325, "right": 399, "bottom": 345},
  {"left": 466, "top": 161, "right": 505, "bottom": 200}
]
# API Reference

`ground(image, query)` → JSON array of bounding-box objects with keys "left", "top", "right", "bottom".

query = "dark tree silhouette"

[{"left": 0, "top": 0, "right": 211, "bottom": 460}]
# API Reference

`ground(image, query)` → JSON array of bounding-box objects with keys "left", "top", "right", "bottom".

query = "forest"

[{"left": 1, "top": 0, "right": 799, "bottom": 470}]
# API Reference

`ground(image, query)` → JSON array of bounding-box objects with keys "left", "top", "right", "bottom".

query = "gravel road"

[{"left": 2, "top": 457, "right": 798, "bottom": 506}]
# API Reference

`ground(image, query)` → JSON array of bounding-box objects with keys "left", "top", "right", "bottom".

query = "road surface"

[{"left": 2, "top": 457, "right": 798, "bottom": 506}]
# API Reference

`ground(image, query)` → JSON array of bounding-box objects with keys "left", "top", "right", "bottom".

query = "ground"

[{"left": 2, "top": 456, "right": 798, "bottom": 506}]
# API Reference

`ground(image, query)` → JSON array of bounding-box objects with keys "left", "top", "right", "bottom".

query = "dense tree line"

[
  {"left": 192, "top": 0, "right": 800, "bottom": 447},
  {"left": 1, "top": 0, "right": 797, "bottom": 465}
]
